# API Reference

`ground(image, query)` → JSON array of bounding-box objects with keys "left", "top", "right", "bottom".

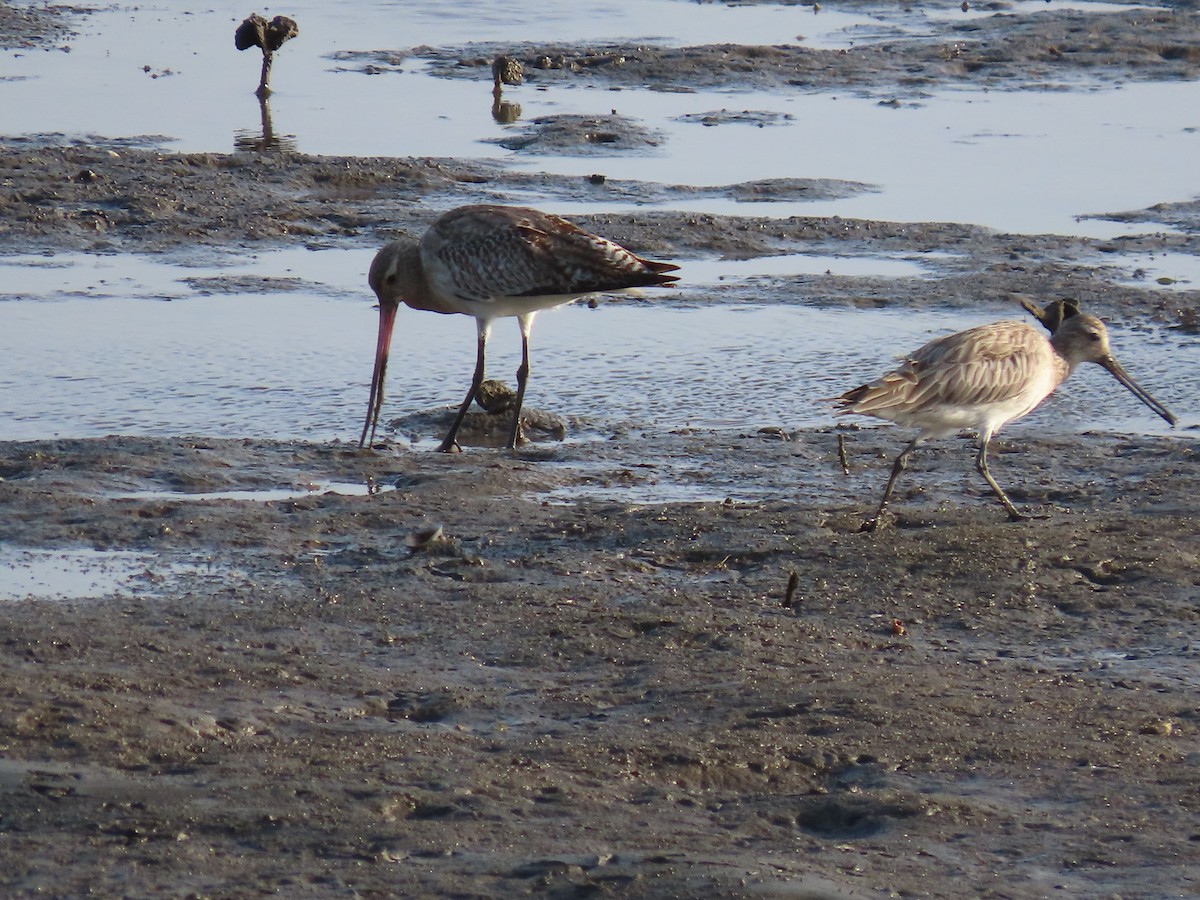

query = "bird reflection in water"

[
  {"left": 233, "top": 94, "right": 299, "bottom": 152},
  {"left": 491, "top": 54, "right": 523, "bottom": 124}
]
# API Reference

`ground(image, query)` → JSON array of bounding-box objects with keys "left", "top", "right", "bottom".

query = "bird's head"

[
  {"left": 368, "top": 241, "right": 413, "bottom": 310},
  {"left": 360, "top": 240, "right": 420, "bottom": 447},
  {"left": 1053, "top": 314, "right": 1176, "bottom": 426}
]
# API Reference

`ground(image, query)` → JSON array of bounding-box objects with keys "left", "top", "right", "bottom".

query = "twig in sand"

[{"left": 783, "top": 570, "right": 800, "bottom": 608}]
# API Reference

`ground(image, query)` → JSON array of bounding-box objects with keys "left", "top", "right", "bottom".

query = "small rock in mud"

[
  {"left": 387, "top": 402, "right": 567, "bottom": 447},
  {"left": 489, "top": 113, "right": 663, "bottom": 155},
  {"left": 676, "top": 109, "right": 794, "bottom": 127}
]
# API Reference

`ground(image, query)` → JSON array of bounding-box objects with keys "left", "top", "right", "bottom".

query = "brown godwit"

[
  {"left": 361, "top": 204, "right": 679, "bottom": 451},
  {"left": 834, "top": 312, "right": 1177, "bottom": 530},
  {"left": 491, "top": 55, "right": 524, "bottom": 123}
]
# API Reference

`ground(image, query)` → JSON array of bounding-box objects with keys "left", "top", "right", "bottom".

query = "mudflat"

[{"left": 2, "top": 3, "right": 1198, "bottom": 897}]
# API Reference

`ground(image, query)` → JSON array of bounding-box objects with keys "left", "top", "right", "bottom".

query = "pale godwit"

[
  {"left": 361, "top": 204, "right": 679, "bottom": 451},
  {"left": 834, "top": 313, "right": 1177, "bottom": 530}
]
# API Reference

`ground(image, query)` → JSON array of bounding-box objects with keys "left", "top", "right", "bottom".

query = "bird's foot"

[
  {"left": 503, "top": 420, "right": 528, "bottom": 452},
  {"left": 435, "top": 440, "right": 463, "bottom": 454},
  {"left": 856, "top": 504, "right": 893, "bottom": 533},
  {"left": 857, "top": 516, "right": 884, "bottom": 534},
  {"left": 1006, "top": 508, "right": 1047, "bottom": 522}
]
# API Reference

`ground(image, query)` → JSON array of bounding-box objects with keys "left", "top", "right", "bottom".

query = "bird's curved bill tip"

[
  {"left": 359, "top": 303, "right": 399, "bottom": 447},
  {"left": 1104, "top": 357, "right": 1178, "bottom": 427}
]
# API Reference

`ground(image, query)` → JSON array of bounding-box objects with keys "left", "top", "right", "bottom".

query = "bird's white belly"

[
  {"left": 458, "top": 293, "right": 583, "bottom": 320},
  {"left": 893, "top": 373, "right": 1057, "bottom": 439}
]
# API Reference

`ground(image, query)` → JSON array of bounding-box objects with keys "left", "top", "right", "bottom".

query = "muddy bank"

[
  {"left": 1, "top": 432, "right": 1198, "bottom": 897},
  {"left": 2, "top": 139, "right": 1199, "bottom": 331},
  {"left": 413, "top": 6, "right": 1200, "bottom": 95},
  {"left": 2, "top": 1, "right": 1200, "bottom": 897},
  {"left": 0, "top": 2, "right": 76, "bottom": 50}
]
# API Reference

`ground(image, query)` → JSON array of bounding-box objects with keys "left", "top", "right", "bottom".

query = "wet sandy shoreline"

[{"left": 3, "top": 1, "right": 1200, "bottom": 897}]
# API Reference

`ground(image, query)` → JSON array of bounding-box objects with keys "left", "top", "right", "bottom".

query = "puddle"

[
  {"left": 658, "top": 252, "right": 945, "bottom": 283},
  {"left": 1, "top": 1, "right": 1196, "bottom": 236},
  {"left": 1084, "top": 250, "right": 1200, "bottom": 289},
  {"left": 0, "top": 546, "right": 233, "bottom": 601},
  {"left": 0, "top": 246, "right": 373, "bottom": 302},
  {"left": 111, "top": 481, "right": 396, "bottom": 502},
  {"left": 0, "top": 246, "right": 941, "bottom": 301},
  {"left": 926, "top": 0, "right": 1147, "bottom": 25},
  {"left": 520, "top": 81, "right": 1200, "bottom": 237}
]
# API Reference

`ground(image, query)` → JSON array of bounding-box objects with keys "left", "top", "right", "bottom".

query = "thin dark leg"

[
  {"left": 860, "top": 436, "right": 920, "bottom": 532},
  {"left": 505, "top": 314, "right": 534, "bottom": 450},
  {"left": 437, "top": 322, "right": 489, "bottom": 453},
  {"left": 257, "top": 51, "right": 273, "bottom": 98},
  {"left": 976, "top": 437, "right": 1026, "bottom": 521}
]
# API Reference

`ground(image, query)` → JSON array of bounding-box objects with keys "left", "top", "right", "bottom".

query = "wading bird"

[
  {"left": 834, "top": 312, "right": 1177, "bottom": 530},
  {"left": 361, "top": 204, "right": 679, "bottom": 451}
]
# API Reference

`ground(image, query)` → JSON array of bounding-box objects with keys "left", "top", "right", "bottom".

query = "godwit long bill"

[
  {"left": 361, "top": 205, "right": 679, "bottom": 451},
  {"left": 834, "top": 312, "right": 1177, "bottom": 530}
]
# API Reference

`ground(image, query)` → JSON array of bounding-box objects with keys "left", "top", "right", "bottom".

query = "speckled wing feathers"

[
  {"left": 837, "top": 321, "right": 1062, "bottom": 420},
  {"left": 422, "top": 205, "right": 678, "bottom": 303}
]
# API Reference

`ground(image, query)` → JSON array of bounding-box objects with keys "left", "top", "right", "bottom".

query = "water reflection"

[
  {"left": 233, "top": 94, "right": 299, "bottom": 152},
  {"left": 491, "top": 87, "right": 522, "bottom": 124},
  {"left": 1, "top": 283, "right": 1190, "bottom": 443},
  {"left": 490, "top": 54, "right": 524, "bottom": 124}
]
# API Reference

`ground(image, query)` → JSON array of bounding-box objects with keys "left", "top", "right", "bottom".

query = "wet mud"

[
  {"left": 416, "top": 4, "right": 1200, "bottom": 95},
  {"left": 2, "top": 2, "right": 1200, "bottom": 898},
  {"left": 2, "top": 432, "right": 1198, "bottom": 898}
]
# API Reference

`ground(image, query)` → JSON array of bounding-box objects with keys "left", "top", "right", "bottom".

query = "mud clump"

[{"left": 490, "top": 112, "right": 664, "bottom": 155}]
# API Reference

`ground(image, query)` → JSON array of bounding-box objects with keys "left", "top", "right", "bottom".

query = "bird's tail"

[
  {"left": 826, "top": 383, "right": 871, "bottom": 413},
  {"left": 640, "top": 258, "right": 681, "bottom": 285}
]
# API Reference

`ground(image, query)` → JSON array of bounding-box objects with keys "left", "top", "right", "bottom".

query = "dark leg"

[
  {"left": 976, "top": 437, "right": 1027, "bottom": 521},
  {"left": 505, "top": 314, "right": 535, "bottom": 450},
  {"left": 257, "top": 51, "right": 273, "bottom": 98},
  {"left": 860, "top": 436, "right": 920, "bottom": 532},
  {"left": 438, "top": 321, "right": 490, "bottom": 453}
]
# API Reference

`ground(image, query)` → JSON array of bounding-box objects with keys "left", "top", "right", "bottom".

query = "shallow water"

[
  {"left": 110, "top": 481, "right": 394, "bottom": 502},
  {"left": 2, "top": 250, "right": 1192, "bottom": 443},
  {"left": 0, "top": 546, "right": 226, "bottom": 602},
  {"left": 3, "top": 0, "right": 1197, "bottom": 234}
]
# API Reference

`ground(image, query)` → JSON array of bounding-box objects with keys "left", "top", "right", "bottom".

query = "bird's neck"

[
  {"left": 392, "top": 244, "right": 442, "bottom": 313},
  {"left": 1048, "top": 334, "right": 1081, "bottom": 381}
]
